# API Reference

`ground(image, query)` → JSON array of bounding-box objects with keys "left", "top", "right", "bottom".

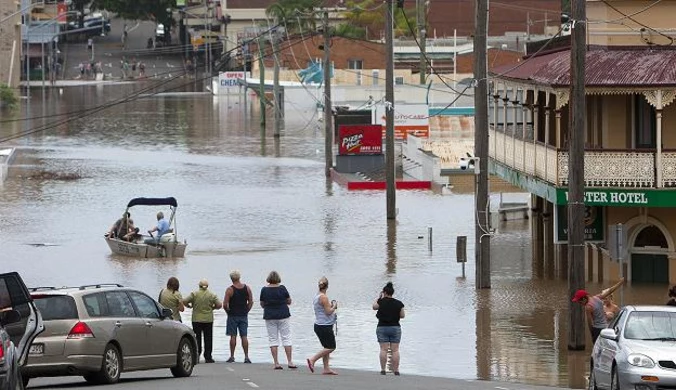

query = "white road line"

[
  {"left": 226, "top": 367, "right": 235, "bottom": 372},
  {"left": 246, "top": 382, "right": 260, "bottom": 388},
  {"left": 495, "top": 387, "right": 509, "bottom": 390}
]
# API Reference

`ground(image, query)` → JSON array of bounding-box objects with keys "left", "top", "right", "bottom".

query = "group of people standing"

[{"left": 158, "top": 271, "right": 406, "bottom": 375}]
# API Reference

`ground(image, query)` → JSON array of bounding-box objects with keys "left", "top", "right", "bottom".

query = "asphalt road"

[{"left": 27, "top": 362, "right": 574, "bottom": 390}]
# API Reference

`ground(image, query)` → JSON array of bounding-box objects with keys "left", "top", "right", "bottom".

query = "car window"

[
  {"left": 83, "top": 293, "right": 108, "bottom": 317},
  {"left": 611, "top": 308, "right": 627, "bottom": 331},
  {"left": 0, "top": 279, "right": 10, "bottom": 310},
  {"left": 33, "top": 295, "right": 78, "bottom": 320},
  {"left": 128, "top": 291, "right": 160, "bottom": 319},
  {"left": 105, "top": 292, "right": 136, "bottom": 317},
  {"left": 624, "top": 311, "right": 676, "bottom": 340}
]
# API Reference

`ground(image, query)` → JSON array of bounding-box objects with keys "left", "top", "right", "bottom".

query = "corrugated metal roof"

[{"left": 491, "top": 48, "right": 676, "bottom": 88}]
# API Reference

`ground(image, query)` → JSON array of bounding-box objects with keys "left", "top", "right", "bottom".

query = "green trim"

[{"left": 491, "top": 161, "right": 676, "bottom": 207}]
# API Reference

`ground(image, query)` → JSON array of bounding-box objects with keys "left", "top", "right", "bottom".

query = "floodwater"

[{"left": 0, "top": 83, "right": 669, "bottom": 389}]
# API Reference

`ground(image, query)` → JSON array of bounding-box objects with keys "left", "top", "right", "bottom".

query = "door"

[
  {"left": 0, "top": 272, "right": 44, "bottom": 366},
  {"left": 127, "top": 291, "right": 177, "bottom": 368},
  {"left": 103, "top": 291, "right": 146, "bottom": 370},
  {"left": 631, "top": 254, "right": 669, "bottom": 283}
]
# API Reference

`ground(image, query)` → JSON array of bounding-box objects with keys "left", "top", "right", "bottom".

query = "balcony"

[{"left": 489, "top": 127, "right": 674, "bottom": 188}]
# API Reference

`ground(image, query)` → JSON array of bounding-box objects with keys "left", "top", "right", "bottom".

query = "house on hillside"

[{"left": 489, "top": 0, "right": 676, "bottom": 284}]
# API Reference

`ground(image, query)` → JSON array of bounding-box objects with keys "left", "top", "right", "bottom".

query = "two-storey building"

[{"left": 489, "top": 0, "right": 676, "bottom": 284}]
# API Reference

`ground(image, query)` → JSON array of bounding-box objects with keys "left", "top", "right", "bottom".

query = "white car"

[{"left": 589, "top": 305, "right": 676, "bottom": 390}]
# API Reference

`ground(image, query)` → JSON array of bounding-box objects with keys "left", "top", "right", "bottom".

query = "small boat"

[{"left": 105, "top": 197, "right": 187, "bottom": 258}]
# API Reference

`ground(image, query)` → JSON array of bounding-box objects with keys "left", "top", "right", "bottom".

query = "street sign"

[{"left": 608, "top": 223, "right": 627, "bottom": 263}]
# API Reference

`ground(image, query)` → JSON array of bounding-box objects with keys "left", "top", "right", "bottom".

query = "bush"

[{"left": 0, "top": 84, "right": 17, "bottom": 108}]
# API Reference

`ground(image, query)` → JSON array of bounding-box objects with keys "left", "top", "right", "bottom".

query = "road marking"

[
  {"left": 246, "top": 382, "right": 259, "bottom": 388},
  {"left": 226, "top": 367, "right": 234, "bottom": 372},
  {"left": 495, "top": 387, "right": 509, "bottom": 390}
]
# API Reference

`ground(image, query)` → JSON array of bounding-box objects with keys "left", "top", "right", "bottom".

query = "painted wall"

[{"left": 588, "top": 0, "right": 676, "bottom": 46}]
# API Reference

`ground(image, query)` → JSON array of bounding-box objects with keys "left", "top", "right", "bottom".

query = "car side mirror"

[
  {"left": 0, "top": 309, "right": 21, "bottom": 326},
  {"left": 600, "top": 328, "right": 618, "bottom": 341},
  {"left": 161, "top": 308, "right": 173, "bottom": 319}
]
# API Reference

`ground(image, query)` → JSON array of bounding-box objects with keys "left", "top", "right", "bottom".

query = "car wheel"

[
  {"left": 588, "top": 365, "right": 598, "bottom": 390},
  {"left": 170, "top": 337, "right": 195, "bottom": 378},
  {"left": 94, "top": 344, "right": 122, "bottom": 384},
  {"left": 611, "top": 366, "right": 620, "bottom": 390},
  {"left": 21, "top": 376, "right": 28, "bottom": 390}
]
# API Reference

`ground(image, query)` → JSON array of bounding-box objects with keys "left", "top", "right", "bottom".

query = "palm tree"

[{"left": 266, "top": 0, "right": 323, "bottom": 33}]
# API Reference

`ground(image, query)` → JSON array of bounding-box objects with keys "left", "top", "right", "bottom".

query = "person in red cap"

[{"left": 572, "top": 278, "right": 625, "bottom": 345}]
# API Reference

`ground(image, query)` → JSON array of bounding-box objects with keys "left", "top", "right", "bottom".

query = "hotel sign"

[{"left": 557, "top": 189, "right": 676, "bottom": 207}]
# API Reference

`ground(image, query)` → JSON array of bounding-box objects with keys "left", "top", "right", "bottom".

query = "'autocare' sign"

[{"left": 338, "top": 125, "right": 383, "bottom": 155}]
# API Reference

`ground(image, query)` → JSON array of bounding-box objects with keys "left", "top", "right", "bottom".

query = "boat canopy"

[{"left": 127, "top": 197, "right": 178, "bottom": 208}]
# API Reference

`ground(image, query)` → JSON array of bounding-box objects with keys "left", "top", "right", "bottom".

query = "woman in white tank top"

[{"left": 306, "top": 277, "right": 338, "bottom": 375}]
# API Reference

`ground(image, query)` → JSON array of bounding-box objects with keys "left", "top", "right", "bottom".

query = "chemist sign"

[{"left": 218, "top": 72, "right": 249, "bottom": 94}]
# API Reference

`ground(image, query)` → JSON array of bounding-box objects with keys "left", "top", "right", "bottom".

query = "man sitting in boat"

[
  {"left": 107, "top": 212, "right": 137, "bottom": 241},
  {"left": 144, "top": 211, "right": 171, "bottom": 245}
]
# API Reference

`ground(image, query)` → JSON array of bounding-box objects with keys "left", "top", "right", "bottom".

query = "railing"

[{"left": 489, "top": 127, "right": 659, "bottom": 188}]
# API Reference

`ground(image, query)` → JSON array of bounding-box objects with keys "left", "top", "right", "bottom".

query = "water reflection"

[{"left": 4, "top": 86, "right": 674, "bottom": 389}]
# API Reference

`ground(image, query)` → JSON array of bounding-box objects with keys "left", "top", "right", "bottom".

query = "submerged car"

[
  {"left": 0, "top": 272, "right": 44, "bottom": 390},
  {"left": 22, "top": 284, "right": 196, "bottom": 386},
  {"left": 589, "top": 305, "right": 676, "bottom": 390}
]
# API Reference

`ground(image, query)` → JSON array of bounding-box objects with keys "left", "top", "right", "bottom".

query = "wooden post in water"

[
  {"left": 258, "top": 37, "right": 266, "bottom": 136},
  {"left": 567, "top": 0, "right": 587, "bottom": 351}
]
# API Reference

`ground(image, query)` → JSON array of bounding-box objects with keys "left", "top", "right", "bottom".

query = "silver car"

[
  {"left": 589, "top": 305, "right": 676, "bottom": 390},
  {"left": 22, "top": 284, "right": 197, "bottom": 386}
]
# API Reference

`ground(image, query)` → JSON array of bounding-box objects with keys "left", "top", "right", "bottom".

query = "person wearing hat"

[
  {"left": 571, "top": 277, "right": 625, "bottom": 345},
  {"left": 184, "top": 279, "right": 222, "bottom": 363}
]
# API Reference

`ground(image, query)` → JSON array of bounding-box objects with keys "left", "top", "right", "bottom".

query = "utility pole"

[
  {"left": 323, "top": 11, "right": 333, "bottom": 177},
  {"left": 258, "top": 37, "right": 266, "bottom": 134},
  {"left": 568, "top": 0, "right": 587, "bottom": 350},
  {"left": 474, "top": 0, "right": 490, "bottom": 288},
  {"left": 417, "top": 0, "right": 426, "bottom": 84},
  {"left": 271, "top": 26, "right": 281, "bottom": 137},
  {"left": 385, "top": 0, "right": 396, "bottom": 220}
]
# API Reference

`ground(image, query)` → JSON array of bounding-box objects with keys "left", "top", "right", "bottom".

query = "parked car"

[
  {"left": 22, "top": 284, "right": 197, "bottom": 386},
  {"left": 589, "top": 305, "right": 676, "bottom": 390},
  {"left": 0, "top": 272, "right": 44, "bottom": 390}
]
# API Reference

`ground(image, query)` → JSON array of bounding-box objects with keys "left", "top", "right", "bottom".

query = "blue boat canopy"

[{"left": 127, "top": 197, "right": 178, "bottom": 208}]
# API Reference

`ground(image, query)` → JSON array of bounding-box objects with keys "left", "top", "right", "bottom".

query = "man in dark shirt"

[
  {"left": 108, "top": 212, "right": 136, "bottom": 241},
  {"left": 224, "top": 270, "right": 253, "bottom": 363}
]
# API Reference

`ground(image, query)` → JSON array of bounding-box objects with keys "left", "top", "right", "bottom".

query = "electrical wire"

[
  {"left": 588, "top": 0, "right": 663, "bottom": 25},
  {"left": 600, "top": 0, "right": 673, "bottom": 46}
]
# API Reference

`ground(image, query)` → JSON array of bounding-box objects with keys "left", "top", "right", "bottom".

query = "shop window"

[
  {"left": 348, "top": 59, "right": 363, "bottom": 70},
  {"left": 634, "top": 225, "right": 668, "bottom": 248}
]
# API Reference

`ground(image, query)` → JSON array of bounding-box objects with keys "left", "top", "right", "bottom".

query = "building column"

[
  {"left": 532, "top": 195, "right": 544, "bottom": 277},
  {"left": 502, "top": 89, "right": 510, "bottom": 163},
  {"left": 532, "top": 92, "right": 540, "bottom": 174},
  {"left": 543, "top": 200, "right": 555, "bottom": 278},
  {"left": 512, "top": 88, "right": 519, "bottom": 168},
  {"left": 493, "top": 91, "right": 500, "bottom": 161},
  {"left": 544, "top": 94, "right": 551, "bottom": 180},
  {"left": 657, "top": 90, "right": 664, "bottom": 188},
  {"left": 522, "top": 97, "right": 529, "bottom": 171}
]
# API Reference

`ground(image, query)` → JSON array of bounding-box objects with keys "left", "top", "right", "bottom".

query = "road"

[
  {"left": 60, "top": 16, "right": 186, "bottom": 81},
  {"left": 27, "top": 363, "right": 574, "bottom": 390}
]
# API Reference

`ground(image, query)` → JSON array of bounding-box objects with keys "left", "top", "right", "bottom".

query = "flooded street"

[{"left": 0, "top": 85, "right": 669, "bottom": 389}]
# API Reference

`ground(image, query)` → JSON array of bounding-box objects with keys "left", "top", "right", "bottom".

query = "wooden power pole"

[
  {"left": 474, "top": 0, "right": 490, "bottom": 288},
  {"left": 271, "top": 27, "right": 282, "bottom": 137},
  {"left": 568, "top": 0, "right": 587, "bottom": 350},
  {"left": 323, "top": 11, "right": 333, "bottom": 177},
  {"left": 385, "top": 0, "right": 396, "bottom": 220},
  {"left": 417, "top": 0, "right": 426, "bottom": 84},
  {"left": 258, "top": 38, "right": 266, "bottom": 134}
]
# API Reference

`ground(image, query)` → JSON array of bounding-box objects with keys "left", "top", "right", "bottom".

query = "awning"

[{"left": 127, "top": 197, "right": 178, "bottom": 208}]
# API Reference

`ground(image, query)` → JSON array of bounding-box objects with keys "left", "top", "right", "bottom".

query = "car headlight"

[{"left": 628, "top": 353, "right": 655, "bottom": 368}]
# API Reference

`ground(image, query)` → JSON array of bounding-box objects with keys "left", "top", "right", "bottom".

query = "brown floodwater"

[{"left": 0, "top": 84, "right": 669, "bottom": 389}]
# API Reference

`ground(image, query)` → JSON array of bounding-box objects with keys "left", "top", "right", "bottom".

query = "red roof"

[{"left": 491, "top": 47, "right": 676, "bottom": 88}]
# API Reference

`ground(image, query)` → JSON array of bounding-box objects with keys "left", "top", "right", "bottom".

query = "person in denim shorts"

[
  {"left": 372, "top": 282, "right": 405, "bottom": 376},
  {"left": 224, "top": 270, "right": 253, "bottom": 363}
]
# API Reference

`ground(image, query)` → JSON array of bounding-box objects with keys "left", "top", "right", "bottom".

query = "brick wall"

[{"left": 0, "top": 2, "right": 21, "bottom": 88}]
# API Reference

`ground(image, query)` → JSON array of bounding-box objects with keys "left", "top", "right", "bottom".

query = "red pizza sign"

[{"left": 338, "top": 125, "right": 383, "bottom": 155}]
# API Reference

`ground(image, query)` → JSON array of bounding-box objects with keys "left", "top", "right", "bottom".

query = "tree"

[
  {"left": 91, "top": 0, "right": 176, "bottom": 36},
  {"left": 266, "top": 0, "right": 322, "bottom": 33},
  {"left": 338, "top": 0, "right": 417, "bottom": 39}
]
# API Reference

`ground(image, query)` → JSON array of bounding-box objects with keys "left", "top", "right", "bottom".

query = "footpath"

[{"left": 28, "top": 362, "right": 575, "bottom": 390}]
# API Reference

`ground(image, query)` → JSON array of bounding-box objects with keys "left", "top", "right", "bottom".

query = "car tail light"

[
  {"left": 0, "top": 340, "right": 4, "bottom": 360},
  {"left": 67, "top": 322, "right": 94, "bottom": 339}
]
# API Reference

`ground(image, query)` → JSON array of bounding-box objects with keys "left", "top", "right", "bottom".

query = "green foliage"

[
  {"left": 266, "top": 0, "right": 323, "bottom": 33},
  {"left": 91, "top": 0, "right": 176, "bottom": 25},
  {"left": 0, "top": 84, "right": 17, "bottom": 109},
  {"left": 341, "top": 0, "right": 417, "bottom": 38},
  {"left": 333, "top": 23, "right": 366, "bottom": 39}
]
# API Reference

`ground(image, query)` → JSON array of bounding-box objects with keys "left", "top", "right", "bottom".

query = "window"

[
  {"left": 635, "top": 95, "right": 656, "bottom": 148},
  {"left": 372, "top": 70, "right": 379, "bottom": 86},
  {"left": 0, "top": 279, "right": 10, "bottom": 311},
  {"left": 33, "top": 296, "right": 78, "bottom": 320},
  {"left": 83, "top": 293, "right": 108, "bottom": 317},
  {"left": 395, "top": 76, "right": 404, "bottom": 85},
  {"left": 105, "top": 291, "right": 136, "bottom": 317},
  {"left": 624, "top": 311, "right": 676, "bottom": 340},
  {"left": 128, "top": 291, "right": 160, "bottom": 319},
  {"left": 348, "top": 59, "right": 363, "bottom": 70}
]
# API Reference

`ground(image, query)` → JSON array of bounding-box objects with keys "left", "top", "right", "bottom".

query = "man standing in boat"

[{"left": 145, "top": 211, "right": 171, "bottom": 244}]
